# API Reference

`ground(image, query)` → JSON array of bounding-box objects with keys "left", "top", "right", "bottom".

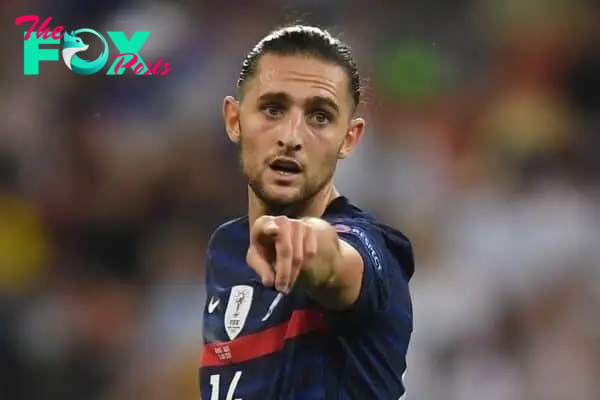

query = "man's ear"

[
  {"left": 223, "top": 96, "right": 241, "bottom": 143},
  {"left": 338, "top": 118, "right": 365, "bottom": 159}
]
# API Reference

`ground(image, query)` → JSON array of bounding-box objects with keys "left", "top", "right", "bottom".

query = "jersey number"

[{"left": 209, "top": 371, "right": 242, "bottom": 400}]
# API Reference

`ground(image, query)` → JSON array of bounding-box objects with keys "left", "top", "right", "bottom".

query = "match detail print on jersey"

[
  {"left": 340, "top": 225, "right": 383, "bottom": 271},
  {"left": 224, "top": 285, "right": 254, "bottom": 340}
]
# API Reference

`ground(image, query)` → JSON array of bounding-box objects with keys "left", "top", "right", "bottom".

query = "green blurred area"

[{"left": 375, "top": 41, "right": 450, "bottom": 104}]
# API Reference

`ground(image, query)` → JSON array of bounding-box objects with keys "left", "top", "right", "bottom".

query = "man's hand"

[{"left": 247, "top": 215, "right": 327, "bottom": 293}]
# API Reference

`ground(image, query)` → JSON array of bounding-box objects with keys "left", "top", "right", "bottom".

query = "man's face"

[{"left": 223, "top": 54, "right": 364, "bottom": 210}]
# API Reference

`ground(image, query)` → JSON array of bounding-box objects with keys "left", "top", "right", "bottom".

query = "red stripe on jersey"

[{"left": 201, "top": 308, "right": 326, "bottom": 367}]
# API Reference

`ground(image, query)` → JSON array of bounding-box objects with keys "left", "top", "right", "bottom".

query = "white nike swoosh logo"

[{"left": 208, "top": 297, "right": 220, "bottom": 313}]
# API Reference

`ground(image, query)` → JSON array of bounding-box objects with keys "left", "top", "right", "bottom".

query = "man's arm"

[
  {"left": 246, "top": 215, "right": 373, "bottom": 311},
  {"left": 295, "top": 217, "right": 364, "bottom": 310}
]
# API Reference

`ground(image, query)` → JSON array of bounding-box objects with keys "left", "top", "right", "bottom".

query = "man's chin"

[
  {"left": 249, "top": 174, "right": 310, "bottom": 211},
  {"left": 260, "top": 185, "right": 303, "bottom": 208}
]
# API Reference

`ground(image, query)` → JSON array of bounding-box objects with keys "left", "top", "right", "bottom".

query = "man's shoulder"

[
  {"left": 325, "top": 197, "right": 415, "bottom": 280},
  {"left": 325, "top": 197, "right": 412, "bottom": 251},
  {"left": 208, "top": 216, "right": 249, "bottom": 249},
  {"left": 205, "top": 216, "right": 251, "bottom": 282}
]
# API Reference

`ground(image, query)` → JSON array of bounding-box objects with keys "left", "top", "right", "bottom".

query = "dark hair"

[{"left": 238, "top": 24, "right": 361, "bottom": 109}]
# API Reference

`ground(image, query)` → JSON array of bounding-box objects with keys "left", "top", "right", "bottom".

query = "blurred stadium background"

[{"left": 2, "top": 0, "right": 600, "bottom": 399}]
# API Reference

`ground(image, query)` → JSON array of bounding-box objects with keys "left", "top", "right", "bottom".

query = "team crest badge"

[{"left": 224, "top": 285, "right": 254, "bottom": 340}]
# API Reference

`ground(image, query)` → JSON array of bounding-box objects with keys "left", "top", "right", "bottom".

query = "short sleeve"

[{"left": 331, "top": 221, "right": 409, "bottom": 318}]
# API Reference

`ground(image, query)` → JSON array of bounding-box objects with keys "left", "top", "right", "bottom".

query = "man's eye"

[
  {"left": 262, "top": 105, "right": 284, "bottom": 118},
  {"left": 309, "top": 111, "right": 331, "bottom": 125}
]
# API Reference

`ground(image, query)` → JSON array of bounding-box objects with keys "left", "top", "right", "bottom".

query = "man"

[{"left": 200, "top": 25, "right": 414, "bottom": 400}]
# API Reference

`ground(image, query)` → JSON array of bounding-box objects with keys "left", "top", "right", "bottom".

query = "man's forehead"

[{"left": 250, "top": 54, "right": 350, "bottom": 103}]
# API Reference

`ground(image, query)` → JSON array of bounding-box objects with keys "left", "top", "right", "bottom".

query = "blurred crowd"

[{"left": 1, "top": 0, "right": 599, "bottom": 399}]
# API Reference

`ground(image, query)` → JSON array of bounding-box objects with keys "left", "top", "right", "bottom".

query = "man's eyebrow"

[
  {"left": 256, "top": 92, "right": 340, "bottom": 114},
  {"left": 257, "top": 92, "right": 292, "bottom": 104},
  {"left": 305, "top": 96, "right": 340, "bottom": 114}
]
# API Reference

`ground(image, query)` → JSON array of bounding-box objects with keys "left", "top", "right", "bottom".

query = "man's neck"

[{"left": 248, "top": 183, "right": 339, "bottom": 228}]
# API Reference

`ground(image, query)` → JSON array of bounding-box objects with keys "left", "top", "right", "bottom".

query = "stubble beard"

[{"left": 238, "top": 138, "right": 337, "bottom": 217}]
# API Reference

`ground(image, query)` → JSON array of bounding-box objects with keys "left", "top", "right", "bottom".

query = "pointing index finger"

[
  {"left": 273, "top": 217, "right": 293, "bottom": 293},
  {"left": 251, "top": 216, "right": 279, "bottom": 243}
]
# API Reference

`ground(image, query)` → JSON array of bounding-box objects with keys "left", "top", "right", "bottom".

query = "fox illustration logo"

[{"left": 62, "top": 29, "right": 108, "bottom": 75}]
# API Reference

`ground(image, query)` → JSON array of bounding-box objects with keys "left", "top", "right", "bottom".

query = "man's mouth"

[{"left": 269, "top": 158, "right": 302, "bottom": 175}]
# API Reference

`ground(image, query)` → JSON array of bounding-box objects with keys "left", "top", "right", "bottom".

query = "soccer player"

[{"left": 200, "top": 25, "right": 414, "bottom": 400}]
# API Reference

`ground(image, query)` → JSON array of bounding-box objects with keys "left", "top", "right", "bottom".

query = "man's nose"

[{"left": 277, "top": 110, "right": 303, "bottom": 151}]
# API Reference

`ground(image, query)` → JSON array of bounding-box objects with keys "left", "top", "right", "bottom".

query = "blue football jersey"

[{"left": 200, "top": 197, "right": 414, "bottom": 400}]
